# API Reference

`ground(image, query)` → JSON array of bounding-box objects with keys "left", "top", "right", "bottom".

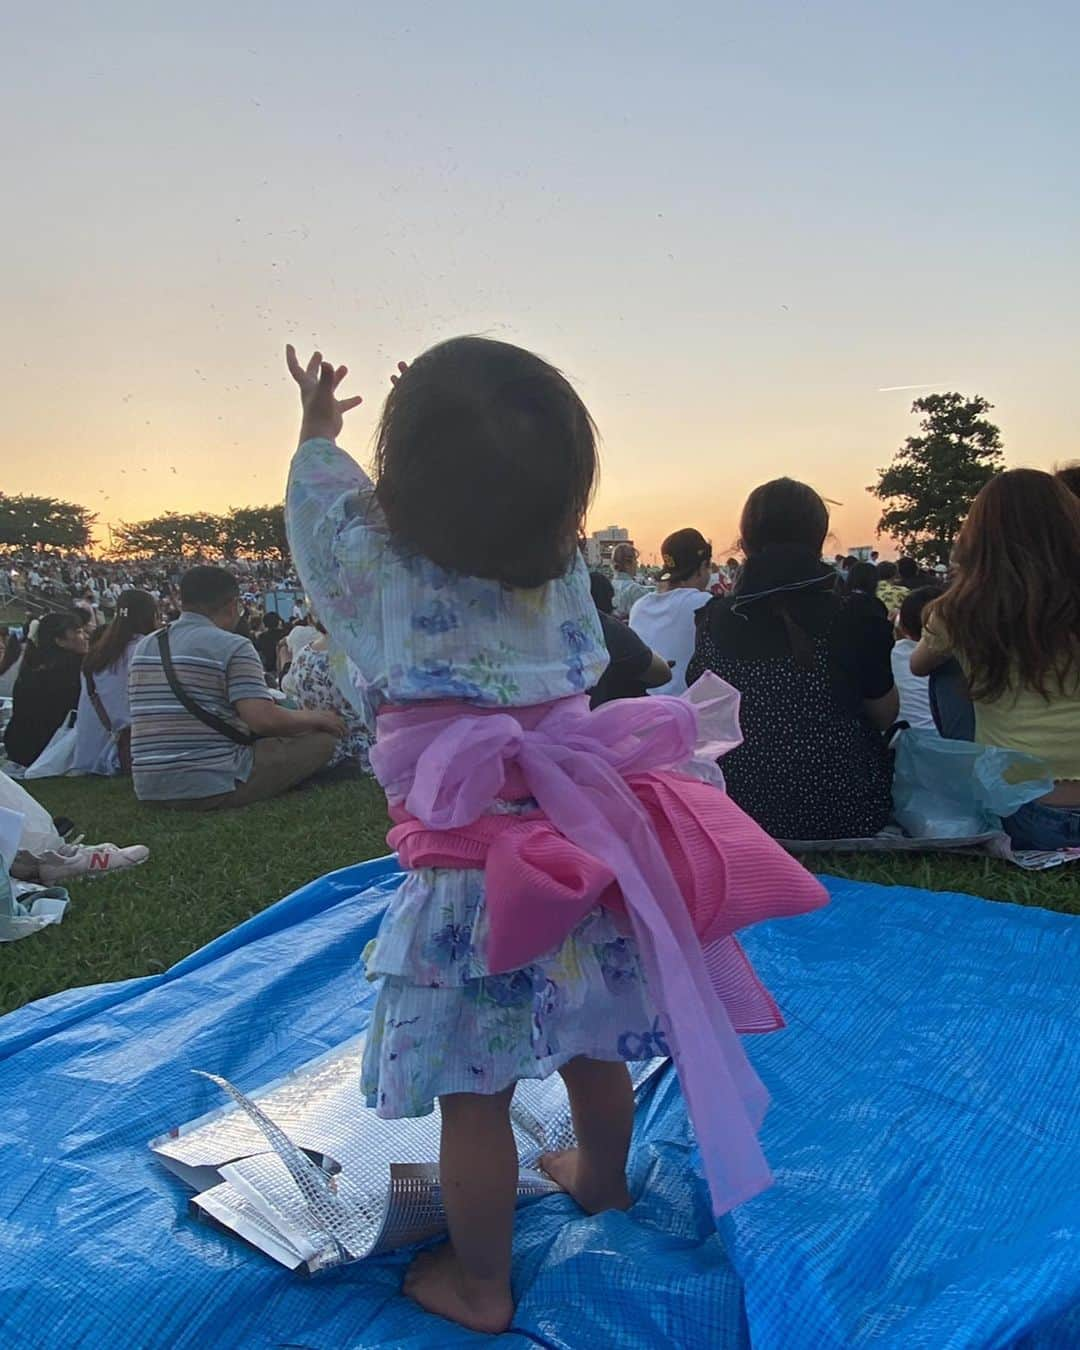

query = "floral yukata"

[
  {"left": 286, "top": 642, "right": 373, "bottom": 772},
  {"left": 286, "top": 438, "right": 659, "bottom": 1117}
]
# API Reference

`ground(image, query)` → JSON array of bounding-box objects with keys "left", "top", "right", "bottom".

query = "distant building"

[{"left": 584, "top": 525, "right": 632, "bottom": 569}]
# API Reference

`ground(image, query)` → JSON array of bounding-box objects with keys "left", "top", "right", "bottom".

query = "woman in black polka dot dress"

[{"left": 686, "top": 479, "right": 897, "bottom": 840}]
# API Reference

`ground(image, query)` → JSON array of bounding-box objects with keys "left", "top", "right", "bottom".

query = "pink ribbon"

[{"left": 371, "top": 674, "right": 828, "bottom": 1217}]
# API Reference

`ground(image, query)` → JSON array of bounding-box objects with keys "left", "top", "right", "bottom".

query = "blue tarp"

[{"left": 0, "top": 862, "right": 1077, "bottom": 1349}]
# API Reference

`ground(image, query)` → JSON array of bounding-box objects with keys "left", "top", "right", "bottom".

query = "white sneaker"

[{"left": 36, "top": 842, "right": 150, "bottom": 885}]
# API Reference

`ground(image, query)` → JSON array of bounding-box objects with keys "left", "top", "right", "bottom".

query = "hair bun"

[{"left": 658, "top": 528, "right": 712, "bottom": 581}]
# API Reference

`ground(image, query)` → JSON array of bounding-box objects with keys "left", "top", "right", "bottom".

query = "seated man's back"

[
  {"left": 129, "top": 609, "right": 268, "bottom": 802},
  {"left": 129, "top": 565, "right": 343, "bottom": 811}
]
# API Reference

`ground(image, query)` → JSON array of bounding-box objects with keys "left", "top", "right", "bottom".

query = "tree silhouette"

[
  {"left": 869, "top": 393, "right": 1003, "bottom": 564},
  {"left": 0, "top": 493, "right": 96, "bottom": 549},
  {"left": 111, "top": 512, "right": 224, "bottom": 557},
  {"left": 221, "top": 505, "right": 288, "bottom": 559}
]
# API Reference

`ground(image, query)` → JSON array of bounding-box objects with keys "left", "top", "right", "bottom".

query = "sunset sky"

[{"left": 3, "top": 3, "right": 1077, "bottom": 560}]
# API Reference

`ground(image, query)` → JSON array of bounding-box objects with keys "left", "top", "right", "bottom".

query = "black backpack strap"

[
  {"left": 84, "top": 670, "right": 113, "bottom": 734},
  {"left": 156, "top": 627, "right": 256, "bottom": 747}
]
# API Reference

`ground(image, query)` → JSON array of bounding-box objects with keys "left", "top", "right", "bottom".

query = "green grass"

[
  {"left": 2, "top": 775, "right": 391, "bottom": 1015},
  {"left": 3, "top": 775, "right": 1076, "bottom": 1017}
]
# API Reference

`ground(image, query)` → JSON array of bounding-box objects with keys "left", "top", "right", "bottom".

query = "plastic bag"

[
  {"left": 892, "top": 728, "right": 1054, "bottom": 838},
  {"left": 0, "top": 805, "right": 68, "bottom": 941},
  {"left": 0, "top": 771, "right": 64, "bottom": 853},
  {"left": 679, "top": 671, "right": 742, "bottom": 789},
  {"left": 24, "top": 712, "right": 79, "bottom": 780}
]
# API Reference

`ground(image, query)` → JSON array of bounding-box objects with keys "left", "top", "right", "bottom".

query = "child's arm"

[
  {"left": 283, "top": 346, "right": 385, "bottom": 722},
  {"left": 284, "top": 344, "right": 377, "bottom": 543}
]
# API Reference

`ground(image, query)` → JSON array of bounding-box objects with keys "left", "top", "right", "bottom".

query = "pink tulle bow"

[{"left": 372, "top": 674, "right": 828, "bottom": 1218}]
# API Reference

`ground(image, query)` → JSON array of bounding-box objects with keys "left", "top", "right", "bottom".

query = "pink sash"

[{"left": 371, "top": 674, "right": 828, "bottom": 1217}]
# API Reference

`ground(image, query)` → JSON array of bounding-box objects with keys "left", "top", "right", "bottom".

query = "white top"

[
  {"left": 891, "top": 637, "right": 937, "bottom": 732},
  {"left": 628, "top": 588, "right": 712, "bottom": 695},
  {"left": 74, "top": 639, "right": 139, "bottom": 774},
  {"left": 285, "top": 624, "right": 320, "bottom": 660},
  {"left": 612, "top": 573, "right": 650, "bottom": 621}
]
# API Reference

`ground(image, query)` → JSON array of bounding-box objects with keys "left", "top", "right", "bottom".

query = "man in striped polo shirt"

[{"left": 130, "top": 565, "right": 345, "bottom": 809}]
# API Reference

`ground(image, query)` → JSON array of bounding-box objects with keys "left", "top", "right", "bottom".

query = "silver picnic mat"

[{"left": 151, "top": 1036, "right": 666, "bottom": 1273}]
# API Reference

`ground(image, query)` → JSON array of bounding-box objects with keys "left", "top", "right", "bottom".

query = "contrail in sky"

[{"left": 877, "top": 382, "right": 951, "bottom": 392}]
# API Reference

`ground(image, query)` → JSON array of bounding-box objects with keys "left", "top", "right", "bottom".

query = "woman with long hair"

[
  {"left": 3, "top": 611, "right": 89, "bottom": 767},
  {"left": 686, "top": 478, "right": 897, "bottom": 839},
  {"left": 911, "top": 469, "right": 1080, "bottom": 849},
  {"left": 74, "top": 589, "right": 158, "bottom": 775}
]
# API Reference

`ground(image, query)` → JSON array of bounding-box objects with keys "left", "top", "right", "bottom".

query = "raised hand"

[
  {"left": 286, "top": 345, "right": 364, "bottom": 443},
  {"left": 390, "top": 360, "right": 409, "bottom": 387}
]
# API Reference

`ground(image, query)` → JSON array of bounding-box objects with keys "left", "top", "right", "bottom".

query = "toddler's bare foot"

[
  {"left": 403, "top": 1243, "right": 514, "bottom": 1335},
  {"left": 539, "top": 1147, "right": 632, "bottom": 1214}
]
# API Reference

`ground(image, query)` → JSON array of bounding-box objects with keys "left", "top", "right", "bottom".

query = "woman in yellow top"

[{"left": 910, "top": 469, "right": 1080, "bottom": 850}]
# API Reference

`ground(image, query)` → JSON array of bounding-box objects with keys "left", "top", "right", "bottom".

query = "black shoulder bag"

[
  {"left": 156, "top": 627, "right": 256, "bottom": 746},
  {"left": 85, "top": 670, "right": 133, "bottom": 773}
]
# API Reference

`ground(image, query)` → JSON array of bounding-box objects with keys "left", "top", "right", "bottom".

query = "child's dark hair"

[
  {"left": 373, "top": 336, "right": 598, "bottom": 588},
  {"left": 898, "top": 584, "right": 943, "bottom": 640}
]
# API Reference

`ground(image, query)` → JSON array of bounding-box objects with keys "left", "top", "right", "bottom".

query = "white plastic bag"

[
  {"left": 0, "top": 769, "right": 64, "bottom": 853},
  {"left": 892, "top": 728, "right": 1054, "bottom": 838},
  {"left": 24, "top": 712, "right": 79, "bottom": 780},
  {"left": 0, "top": 805, "right": 68, "bottom": 941}
]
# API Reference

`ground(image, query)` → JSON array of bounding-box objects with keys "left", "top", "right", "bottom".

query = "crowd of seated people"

[
  {"left": 1, "top": 563, "right": 375, "bottom": 807},
  {"left": 4, "top": 550, "right": 298, "bottom": 616},
  {"left": 5, "top": 461, "right": 1077, "bottom": 833},
  {"left": 594, "top": 463, "right": 1078, "bottom": 849}
]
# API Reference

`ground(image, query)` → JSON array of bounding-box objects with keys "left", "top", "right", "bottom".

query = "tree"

[
  {"left": 0, "top": 493, "right": 96, "bottom": 550},
  {"left": 868, "top": 392, "right": 1004, "bottom": 564},
  {"left": 111, "top": 507, "right": 288, "bottom": 560},
  {"left": 220, "top": 505, "right": 289, "bottom": 560},
  {"left": 111, "top": 512, "right": 224, "bottom": 558},
  {"left": 182, "top": 513, "right": 227, "bottom": 554}
]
